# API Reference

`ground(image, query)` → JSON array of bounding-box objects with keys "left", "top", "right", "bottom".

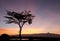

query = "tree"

[{"left": 4, "top": 10, "right": 35, "bottom": 40}]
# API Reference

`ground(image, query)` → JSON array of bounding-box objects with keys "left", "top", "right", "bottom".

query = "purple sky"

[{"left": 0, "top": 0, "right": 60, "bottom": 35}]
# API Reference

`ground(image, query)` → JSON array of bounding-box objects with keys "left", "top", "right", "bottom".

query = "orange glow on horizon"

[
  {"left": 0, "top": 27, "right": 44, "bottom": 35},
  {"left": 22, "top": 27, "right": 44, "bottom": 34},
  {"left": 0, "top": 27, "right": 60, "bottom": 35}
]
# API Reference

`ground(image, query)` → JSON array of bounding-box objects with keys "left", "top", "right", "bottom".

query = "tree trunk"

[
  {"left": 19, "top": 27, "right": 22, "bottom": 40},
  {"left": 19, "top": 22, "right": 24, "bottom": 40},
  {"left": 19, "top": 24, "right": 22, "bottom": 40}
]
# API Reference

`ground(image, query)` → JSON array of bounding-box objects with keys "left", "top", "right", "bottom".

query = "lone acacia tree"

[{"left": 4, "top": 10, "right": 35, "bottom": 40}]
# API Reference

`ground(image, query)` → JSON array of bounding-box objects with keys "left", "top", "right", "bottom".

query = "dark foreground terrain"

[{"left": 0, "top": 33, "right": 60, "bottom": 41}]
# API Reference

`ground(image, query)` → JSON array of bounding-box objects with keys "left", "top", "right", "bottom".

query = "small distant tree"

[{"left": 4, "top": 10, "right": 35, "bottom": 40}]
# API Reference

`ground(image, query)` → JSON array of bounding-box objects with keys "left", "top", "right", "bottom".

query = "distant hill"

[{"left": 22, "top": 33, "right": 60, "bottom": 38}]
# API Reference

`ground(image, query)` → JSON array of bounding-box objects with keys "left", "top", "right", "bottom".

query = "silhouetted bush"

[{"left": 0, "top": 34, "right": 10, "bottom": 40}]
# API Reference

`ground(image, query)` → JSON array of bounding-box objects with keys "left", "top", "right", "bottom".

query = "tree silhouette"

[{"left": 4, "top": 10, "right": 35, "bottom": 40}]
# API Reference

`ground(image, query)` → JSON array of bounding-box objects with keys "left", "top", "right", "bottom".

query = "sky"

[{"left": 0, "top": 0, "right": 60, "bottom": 35}]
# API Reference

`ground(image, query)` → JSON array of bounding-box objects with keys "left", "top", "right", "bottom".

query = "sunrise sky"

[{"left": 0, "top": 0, "right": 60, "bottom": 35}]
